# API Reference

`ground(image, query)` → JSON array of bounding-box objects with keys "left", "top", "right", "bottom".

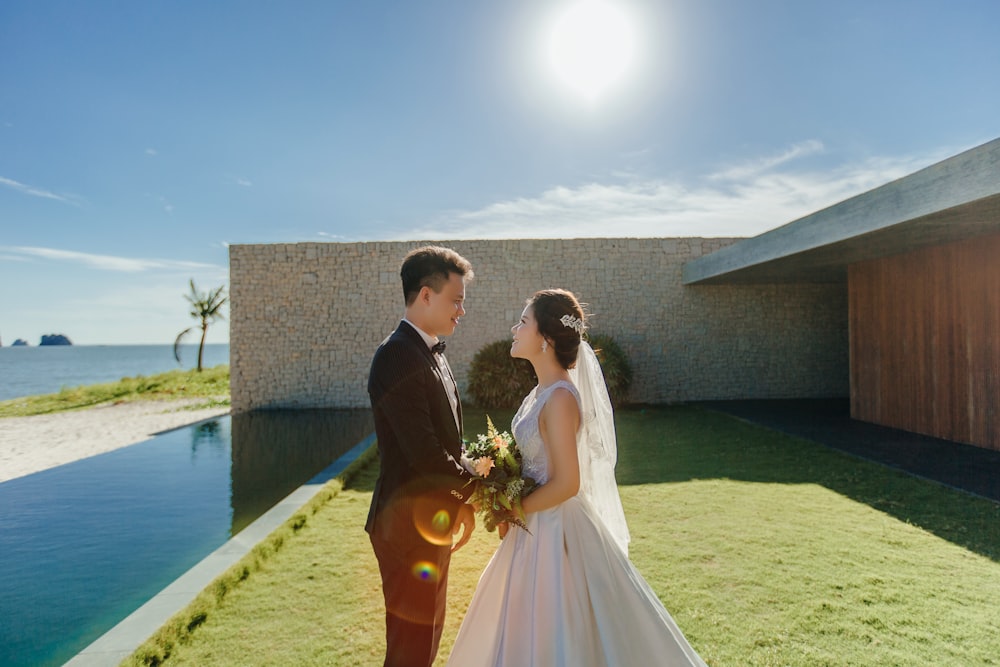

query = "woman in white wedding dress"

[{"left": 447, "top": 289, "right": 707, "bottom": 667}]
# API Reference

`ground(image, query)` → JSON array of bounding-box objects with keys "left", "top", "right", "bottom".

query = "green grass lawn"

[
  {"left": 0, "top": 365, "right": 230, "bottom": 418},
  {"left": 126, "top": 405, "right": 1000, "bottom": 666}
]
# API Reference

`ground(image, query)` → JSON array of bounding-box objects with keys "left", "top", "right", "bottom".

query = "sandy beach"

[{"left": 0, "top": 400, "right": 231, "bottom": 483}]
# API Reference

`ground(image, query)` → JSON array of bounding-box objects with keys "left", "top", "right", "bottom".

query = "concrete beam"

[{"left": 683, "top": 137, "right": 1000, "bottom": 285}]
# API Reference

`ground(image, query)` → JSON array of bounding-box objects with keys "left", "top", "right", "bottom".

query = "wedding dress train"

[{"left": 447, "top": 381, "right": 707, "bottom": 666}]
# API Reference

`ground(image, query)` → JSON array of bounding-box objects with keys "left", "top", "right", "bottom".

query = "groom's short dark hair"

[{"left": 400, "top": 246, "right": 474, "bottom": 306}]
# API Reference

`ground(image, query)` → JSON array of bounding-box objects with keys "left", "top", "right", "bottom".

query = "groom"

[{"left": 366, "top": 245, "right": 477, "bottom": 667}]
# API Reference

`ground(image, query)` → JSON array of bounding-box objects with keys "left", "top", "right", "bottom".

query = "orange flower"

[{"left": 473, "top": 457, "right": 496, "bottom": 477}]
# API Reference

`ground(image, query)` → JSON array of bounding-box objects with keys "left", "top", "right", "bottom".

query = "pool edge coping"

[{"left": 65, "top": 430, "right": 376, "bottom": 667}]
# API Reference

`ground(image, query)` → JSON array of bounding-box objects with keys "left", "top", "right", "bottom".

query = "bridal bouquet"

[{"left": 462, "top": 416, "right": 537, "bottom": 533}]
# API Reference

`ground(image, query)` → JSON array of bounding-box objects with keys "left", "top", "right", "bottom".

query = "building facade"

[
  {"left": 229, "top": 238, "right": 847, "bottom": 412},
  {"left": 230, "top": 137, "right": 1000, "bottom": 451}
]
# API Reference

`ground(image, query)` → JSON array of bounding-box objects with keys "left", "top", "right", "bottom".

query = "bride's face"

[{"left": 510, "top": 305, "right": 543, "bottom": 360}]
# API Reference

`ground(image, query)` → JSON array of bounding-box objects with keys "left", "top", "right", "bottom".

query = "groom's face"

[{"left": 421, "top": 272, "right": 467, "bottom": 338}]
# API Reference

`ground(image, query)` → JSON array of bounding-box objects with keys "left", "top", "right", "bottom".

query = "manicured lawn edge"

[{"left": 121, "top": 444, "right": 379, "bottom": 667}]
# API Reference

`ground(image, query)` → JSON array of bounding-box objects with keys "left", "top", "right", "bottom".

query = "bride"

[{"left": 447, "top": 289, "right": 707, "bottom": 666}]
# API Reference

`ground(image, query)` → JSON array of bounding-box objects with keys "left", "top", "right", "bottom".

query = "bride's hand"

[{"left": 497, "top": 521, "right": 509, "bottom": 539}]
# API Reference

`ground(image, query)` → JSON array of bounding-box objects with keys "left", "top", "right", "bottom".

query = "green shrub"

[
  {"left": 588, "top": 333, "right": 632, "bottom": 407},
  {"left": 467, "top": 340, "right": 537, "bottom": 408},
  {"left": 466, "top": 334, "right": 632, "bottom": 408}
]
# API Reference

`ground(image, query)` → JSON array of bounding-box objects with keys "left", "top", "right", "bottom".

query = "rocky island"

[{"left": 40, "top": 334, "right": 73, "bottom": 346}]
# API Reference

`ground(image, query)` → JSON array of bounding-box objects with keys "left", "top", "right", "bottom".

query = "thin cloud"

[
  {"left": 620, "top": 146, "right": 652, "bottom": 160},
  {"left": 411, "top": 145, "right": 945, "bottom": 240},
  {"left": 0, "top": 176, "right": 80, "bottom": 205},
  {"left": 145, "top": 148, "right": 158, "bottom": 156},
  {"left": 144, "top": 193, "right": 174, "bottom": 213},
  {"left": 2, "top": 246, "right": 223, "bottom": 273},
  {"left": 223, "top": 173, "right": 252, "bottom": 187},
  {"left": 710, "top": 140, "right": 826, "bottom": 181}
]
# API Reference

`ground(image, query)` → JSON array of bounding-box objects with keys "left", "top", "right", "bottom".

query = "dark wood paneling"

[{"left": 849, "top": 233, "right": 1000, "bottom": 450}]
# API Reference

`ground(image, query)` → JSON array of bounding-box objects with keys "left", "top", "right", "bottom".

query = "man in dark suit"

[{"left": 366, "top": 246, "right": 477, "bottom": 667}]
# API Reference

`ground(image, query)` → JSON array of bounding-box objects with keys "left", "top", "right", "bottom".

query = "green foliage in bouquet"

[
  {"left": 463, "top": 416, "right": 537, "bottom": 533},
  {"left": 466, "top": 340, "right": 537, "bottom": 408}
]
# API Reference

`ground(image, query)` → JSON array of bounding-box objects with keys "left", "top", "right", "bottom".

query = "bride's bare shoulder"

[{"left": 541, "top": 386, "right": 581, "bottom": 424}]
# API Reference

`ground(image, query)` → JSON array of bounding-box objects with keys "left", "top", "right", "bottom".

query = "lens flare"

[
  {"left": 411, "top": 561, "right": 440, "bottom": 583},
  {"left": 413, "top": 500, "right": 453, "bottom": 546},
  {"left": 432, "top": 509, "right": 451, "bottom": 532}
]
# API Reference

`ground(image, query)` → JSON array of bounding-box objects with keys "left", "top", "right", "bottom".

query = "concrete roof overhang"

[{"left": 682, "top": 137, "right": 1000, "bottom": 285}]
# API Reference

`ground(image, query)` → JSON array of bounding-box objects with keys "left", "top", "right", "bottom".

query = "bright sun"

[{"left": 545, "top": 0, "right": 637, "bottom": 105}]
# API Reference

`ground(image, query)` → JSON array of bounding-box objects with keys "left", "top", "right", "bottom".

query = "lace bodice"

[{"left": 511, "top": 380, "right": 580, "bottom": 486}]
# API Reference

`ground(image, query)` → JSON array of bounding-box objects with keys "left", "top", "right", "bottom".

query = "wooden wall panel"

[{"left": 849, "top": 233, "right": 1000, "bottom": 450}]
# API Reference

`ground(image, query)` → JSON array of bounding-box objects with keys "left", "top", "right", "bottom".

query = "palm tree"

[{"left": 174, "top": 279, "right": 228, "bottom": 371}]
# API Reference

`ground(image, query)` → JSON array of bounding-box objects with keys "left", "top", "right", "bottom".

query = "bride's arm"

[{"left": 520, "top": 388, "right": 581, "bottom": 515}]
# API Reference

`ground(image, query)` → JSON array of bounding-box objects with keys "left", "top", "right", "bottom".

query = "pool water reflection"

[{"left": 0, "top": 408, "right": 373, "bottom": 667}]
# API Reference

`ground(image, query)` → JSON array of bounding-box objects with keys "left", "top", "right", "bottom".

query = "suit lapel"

[
  {"left": 397, "top": 321, "right": 462, "bottom": 438},
  {"left": 438, "top": 354, "right": 463, "bottom": 433}
]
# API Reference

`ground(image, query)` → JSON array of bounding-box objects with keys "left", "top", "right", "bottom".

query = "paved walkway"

[{"left": 698, "top": 398, "right": 1000, "bottom": 503}]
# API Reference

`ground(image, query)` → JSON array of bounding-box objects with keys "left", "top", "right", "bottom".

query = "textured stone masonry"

[{"left": 229, "top": 239, "right": 847, "bottom": 412}]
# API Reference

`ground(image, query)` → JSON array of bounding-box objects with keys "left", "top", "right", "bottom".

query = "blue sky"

[{"left": 1, "top": 0, "right": 998, "bottom": 344}]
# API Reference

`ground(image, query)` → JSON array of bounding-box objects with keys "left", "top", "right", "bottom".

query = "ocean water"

[{"left": 0, "top": 343, "right": 230, "bottom": 401}]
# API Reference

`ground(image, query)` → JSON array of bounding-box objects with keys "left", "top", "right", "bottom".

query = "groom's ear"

[{"left": 418, "top": 284, "right": 442, "bottom": 306}]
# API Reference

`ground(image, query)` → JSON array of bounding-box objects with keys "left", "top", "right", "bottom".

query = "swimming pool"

[{"left": 0, "top": 408, "right": 373, "bottom": 667}]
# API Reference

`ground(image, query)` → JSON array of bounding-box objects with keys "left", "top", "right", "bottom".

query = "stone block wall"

[{"left": 229, "top": 238, "right": 848, "bottom": 412}]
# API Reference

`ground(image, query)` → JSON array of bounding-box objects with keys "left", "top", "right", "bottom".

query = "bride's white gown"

[{"left": 447, "top": 381, "right": 707, "bottom": 666}]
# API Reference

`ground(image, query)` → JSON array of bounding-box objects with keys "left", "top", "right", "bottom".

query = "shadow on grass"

[
  {"left": 614, "top": 405, "right": 1000, "bottom": 563},
  {"left": 350, "top": 405, "right": 1000, "bottom": 563},
  {"left": 345, "top": 446, "right": 379, "bottom": 492}
]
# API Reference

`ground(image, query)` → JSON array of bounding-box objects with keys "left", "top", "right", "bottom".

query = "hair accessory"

[{"left": 560, "top": 314, "right": 586, "bottom": 335}]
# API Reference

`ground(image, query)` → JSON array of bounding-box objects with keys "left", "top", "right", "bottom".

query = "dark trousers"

[{"left": 370, "top": 531, "right": 453, "bottom": 667}]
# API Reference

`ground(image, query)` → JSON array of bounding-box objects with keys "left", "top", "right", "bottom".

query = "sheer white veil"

[{"left": 568, "top": 339, "right": 631, "bottom": 555}]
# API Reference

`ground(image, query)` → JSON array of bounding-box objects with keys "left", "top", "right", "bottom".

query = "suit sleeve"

[{"left": 370, "top": 339, "right": 473, "bottom": 488}]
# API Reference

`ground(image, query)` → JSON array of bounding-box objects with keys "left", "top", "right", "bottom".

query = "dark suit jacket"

[{"left": 365, "top": 321, "right": 473, "bottom": 548}]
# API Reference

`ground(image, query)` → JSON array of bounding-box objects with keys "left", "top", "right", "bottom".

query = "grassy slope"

[{"left": 0, "top": 365, "right": 230, "bottom": 418}]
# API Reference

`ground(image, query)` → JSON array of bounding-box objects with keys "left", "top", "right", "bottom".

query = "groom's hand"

[{"left": 452, "top": 502, "right": 476, "bottom": 552}]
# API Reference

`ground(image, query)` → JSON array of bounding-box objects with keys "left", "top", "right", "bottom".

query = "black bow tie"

[{"left": 431, "top": 341, "right": 446, "bottom": 355}]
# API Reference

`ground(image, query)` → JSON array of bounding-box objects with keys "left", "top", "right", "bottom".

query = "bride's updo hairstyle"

[{"left": 527, "top": 288, "right": 586, "bottom": 370}]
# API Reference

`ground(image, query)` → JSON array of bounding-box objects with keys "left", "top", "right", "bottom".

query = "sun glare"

[{"left": 545, "top": 0, "right": 638, "bottom": 105}]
